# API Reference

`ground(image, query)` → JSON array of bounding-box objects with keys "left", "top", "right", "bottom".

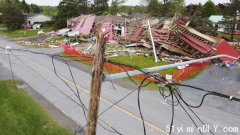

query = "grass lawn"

[
  {"left": 0, "top": 80, "right": 72, "bottom": 135},
  {"left": 0, "top": 24, "right": 53, "bottom": 38},
  {"left": 217, "top": 32, "right": 240, "bottom": 41},
  {"left": 59, "top": 53, "right": 177, "bottom": 74},
  {"left": 108, "top": 55, "right": 177, "bottom": 74}
]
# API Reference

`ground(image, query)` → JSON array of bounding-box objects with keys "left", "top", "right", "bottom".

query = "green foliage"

[
  {"left": 0, "top": 80, "right": 72, "bottom": 135},
  {"left": 30, "top": 4, "right": 42, "bottom": 13},
  {"left": 2, "top": 0, "right": 25, "bottom": 31},
  {"left": 110, "top": 0, "right": 125, "bottom": 15},
  {"left": 42, "top": 6, "right": 58, "bottom": 17},
  {"left": 190, "top": 16, "right": 214, "bottom": 35},
  {"left": 183, "top": 4, "right": 198, "bottom": 17},
  {"left": 54, "top": 0, "right": 88, "bottom": 29},
  {"left": 147, "top": 0, "right": 159, "bottom": 16},
  {"left": 201, "top": 0, "right": 217, "bottom": 17},
  {"left": 219, "top": 0, "right": 240, "bottom": 40},
  {"left": 116, "top": 5, "right": 147, "bottom": 14},
  {"left": 20, "top": 0, "right": 30, "bottom": 13},
  {"left": 172, "top": 0, "right": 185, "bottom": 16},
  {"left": 92, "top": 0, "right": 108, "bottom": 14},
  {"left": 147, "top": 0, "right": 185, "bottom": 17},
  {"left": 187, "top": 3, "right": 215, "bottom": 35}
]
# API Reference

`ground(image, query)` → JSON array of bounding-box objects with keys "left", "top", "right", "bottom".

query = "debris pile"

[{"left": 19, "top": 14, "right": 239, "bottom": 62}]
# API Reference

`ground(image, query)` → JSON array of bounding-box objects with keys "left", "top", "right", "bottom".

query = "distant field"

[
  {"left": 0, "top": 24, "right": 52, "bottom": 38},
  {"left": 0, "top": 80, "right": 72, "bottom": 135}
]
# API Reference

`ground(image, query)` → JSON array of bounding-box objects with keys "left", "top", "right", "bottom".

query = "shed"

[{"left": 26, "top": 13, "right": 52, "bottom": 25}]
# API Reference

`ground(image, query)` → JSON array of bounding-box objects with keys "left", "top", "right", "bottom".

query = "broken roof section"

[
  {"left": 80, "top": 15, "right": 96, "bottom": 35},
  {"left": 214, "top": 39, "right": 240, "bottom": 63},
  {"left": 95, "top": 15, "right": 127, "bottom": 24},
  {"left": 66, "top": 15, "right": 96, "bottom": 36}
]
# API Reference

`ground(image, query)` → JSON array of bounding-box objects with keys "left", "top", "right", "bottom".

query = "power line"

[
  {"left": 6, "top": 50, "right": 123, "bottom": 135},
  {"left": 2, "top": 46, "right": 240, "bottom": 135}
]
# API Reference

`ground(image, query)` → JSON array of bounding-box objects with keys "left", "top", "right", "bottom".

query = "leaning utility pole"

[{"left": 85, "top": 30, "right": 106, "bottom": 135}]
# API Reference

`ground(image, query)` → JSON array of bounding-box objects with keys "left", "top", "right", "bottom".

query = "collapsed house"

[{"left": 56, "top": 14, "right": 239, "bottom": 62}]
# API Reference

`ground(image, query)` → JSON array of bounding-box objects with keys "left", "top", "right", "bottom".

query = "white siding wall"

[{"left": 28, "top": 14, "right": 52, "bottom": 25}]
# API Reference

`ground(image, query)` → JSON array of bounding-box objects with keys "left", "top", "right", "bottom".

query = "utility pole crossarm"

[{"left": 104, "top": 55, "right": 239, "bottom": 81}]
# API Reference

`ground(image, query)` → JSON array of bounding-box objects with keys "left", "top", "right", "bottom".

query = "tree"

[
  {"left": 184, "top": 4, "right": 198, "bottom": 17},
  {"left": 30, "top": 4, "right": 42, "bottom": 13},
  {"left": 20, "top": 0, "right": 30, "bottom": 13},
  {"left": 42, "top": 6, "right": 58, "bottom": 17},
  {"left": 222, "top": 0, "right": 240, "bottom": 41},
  {"left": 201, "top": 0, "right": 217, "bottom": 17},
  {"left": 190, "top": 16, "right": 214, "bottom": 35},
  {"left": 54, "top": 0, "right": 88, "bottom": 29},
  {"left": 110, "top": 0, "right": 125, "bottom": 15},
  {"left": 2, "top": 0, "right": 25, "bottom": 31},
  {"left": 171, "top": 0, "right": 185, "bottom": 16},
  {"left": 189, "top": 3, "right": 215, "bottom": 35},
  {"left": 147, "top": 0, "right": 159, "bottom": 16},
  {"left": 92, "top": 0, "right": 108, "bottom": 14}
]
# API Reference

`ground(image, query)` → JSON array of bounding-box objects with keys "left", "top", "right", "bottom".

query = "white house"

[{"left": 26, "top": 13, "right": 52, "bottom": 25}]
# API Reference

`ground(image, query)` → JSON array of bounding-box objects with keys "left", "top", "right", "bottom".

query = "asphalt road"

[{"left": 0, "top": 36, "right": 240, "bottom": 135}]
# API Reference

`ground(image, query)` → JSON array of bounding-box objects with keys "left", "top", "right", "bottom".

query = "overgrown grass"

[
  {"left": 0, "top": 80, "right": 72, "bottom": 135},
  {"left": 217, "top": 32, "right": 240, "bottom": 41},
  {"left": 109, "top": 55, "right": 177, "bottom": 74},
  {"left": 0, "top": 24, "right": 53, "bottom": 38}
]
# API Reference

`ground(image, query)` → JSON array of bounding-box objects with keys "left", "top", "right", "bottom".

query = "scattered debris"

[{"left": 18, "top": 14, "right": 240, "bottom": 63}]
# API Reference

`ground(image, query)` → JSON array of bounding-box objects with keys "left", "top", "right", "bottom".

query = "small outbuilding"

[{"left": 26, "top": 13, "right": 52, "bottom": 25}]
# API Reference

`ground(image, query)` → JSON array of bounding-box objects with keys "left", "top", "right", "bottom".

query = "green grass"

[
  {"left": 217, "top": 32, "right": 240, "bottom": 41},
  {"left": 108, "top": 55, "right": 177, "bottom": 74},
  {"left": 0, "top": 80, "right": 72, "bottom": 135},
  {"left": 58, "top": 53, "right": 177, "bottom": 74},
  {"left": 0, "top": 24, "right": 53, "bottom": 38}
]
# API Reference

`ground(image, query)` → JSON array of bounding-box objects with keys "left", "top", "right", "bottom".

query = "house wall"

[{"left": 28, "top": 14, "right": 52, "bottom": 25}]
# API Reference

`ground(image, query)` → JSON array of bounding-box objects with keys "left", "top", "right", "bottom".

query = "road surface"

[{"left": 0, "top": 37, "right": 239, "bottom": 135}]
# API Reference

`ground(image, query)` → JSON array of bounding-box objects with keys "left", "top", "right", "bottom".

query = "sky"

[{"left": 24, "top": 0, "right": 230, "bottom": 6}]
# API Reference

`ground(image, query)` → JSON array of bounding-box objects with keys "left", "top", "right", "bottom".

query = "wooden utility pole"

[{"left": 85, "top": 30, "right": 106, "bottom": 135}]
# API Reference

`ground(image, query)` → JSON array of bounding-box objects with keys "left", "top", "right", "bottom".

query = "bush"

[{"left": 2, "top": 1, "right": 25, "bottom": 31}]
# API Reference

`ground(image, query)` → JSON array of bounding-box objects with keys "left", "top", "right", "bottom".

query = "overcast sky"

[{"left": 24, "top": 0, "right": 230, "bottom": 6}]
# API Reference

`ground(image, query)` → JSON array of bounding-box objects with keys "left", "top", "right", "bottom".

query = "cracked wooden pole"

[{"left": 85, "top": 30, "right": 106, "bottom": 135}]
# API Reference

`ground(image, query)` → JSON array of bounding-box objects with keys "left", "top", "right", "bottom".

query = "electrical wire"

[
  {"left": 137, "top": 75, "right": 153, "bottom": 135},
  {"left": 5, "top": 49, "right": 122, "bottom": 135},
  {"left": 3, "top": 46, "right": 240, "bottom": 135},
  {"left": 174, "top": 89, "right": 214, "bottom": 135},
  {"left": 173, "top": 90, "right": 203, "bottom": 135},
  {"left": 168, "top": 86, "right": 175, "bottom": 135},
  {"left": 65, "top": 60, "right": 88, "bottom": 120}
]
